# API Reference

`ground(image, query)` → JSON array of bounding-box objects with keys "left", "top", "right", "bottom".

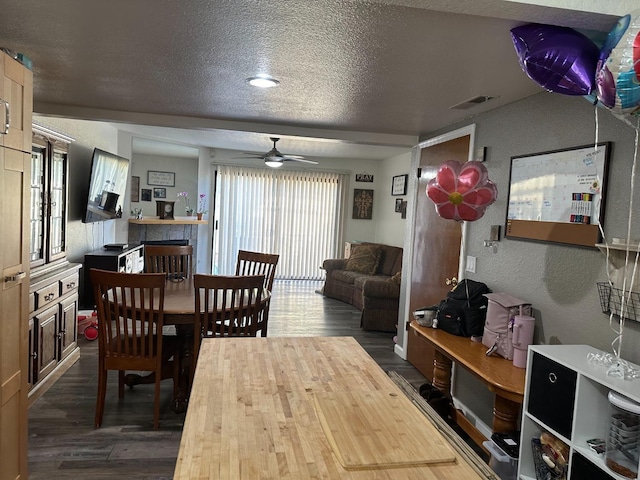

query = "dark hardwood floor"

[{"left": 28, "top": 280, "right": 427, "bottom": 479}]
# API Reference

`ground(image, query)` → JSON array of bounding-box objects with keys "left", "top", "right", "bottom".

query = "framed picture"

[
  {"left": 395, "top": 198, "right": 403, "bottom": 212},
  {"left": 391, "top": 174, "right": 408, "bottom": 196},
  {"left": 352, "top": 189, "right": 373, "bottom": 220},
  {"left": 130, "top": 176, "right": 140, "bottom": 202},
  {"left": 147, "top": 170, "right": 176, "bottom": 187},
  {"left": 505, "top": 142, "right": 611, "bottom": 248},
  {"left": 153, "top": 187, "right": 167, "bottom": 199},
  {"left": 141, "top": 188, "right": 152, "bottom": 202}
]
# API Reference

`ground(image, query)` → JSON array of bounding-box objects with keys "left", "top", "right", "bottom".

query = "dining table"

[
  {"left": 122, "top": 277, "right": 270, "bottom": 412},
  {"left": 173, "top": 336, "right": 495, "bottom": 479}
]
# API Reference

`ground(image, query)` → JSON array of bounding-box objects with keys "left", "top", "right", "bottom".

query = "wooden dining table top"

[
  {"left": 107, "top": 278, "right": 270, "bottom": 325},
  {"left": 173, "top": 336, "right": 492, "bottom": 479}
]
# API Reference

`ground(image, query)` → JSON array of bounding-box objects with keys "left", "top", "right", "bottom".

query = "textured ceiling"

[{"left": 0, "top": 0, "right": 629, "bottom": 159}]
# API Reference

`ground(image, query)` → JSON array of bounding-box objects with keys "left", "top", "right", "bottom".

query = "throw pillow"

[
  {"left": 388, "top": 270, "right": 402, "bottom": 285},
  {"left": 345, "top": 245, "right": 381, "bottom": 275}
]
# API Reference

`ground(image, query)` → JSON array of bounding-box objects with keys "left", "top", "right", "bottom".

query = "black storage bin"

[
  {"left": 527, "top": 353, "right": 577, "bottom": 439},
  {"left": 570, "top": 452, "right": 614, "bottom": 480}
]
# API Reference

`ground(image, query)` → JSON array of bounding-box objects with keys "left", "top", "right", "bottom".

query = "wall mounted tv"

[{"left": 82, "top": 148, "right": 130, "bottom": 223}]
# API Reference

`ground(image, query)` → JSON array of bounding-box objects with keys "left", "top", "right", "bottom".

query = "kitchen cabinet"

[
  {"left": 519, "top": 344, "right": 640, "bottom": 480},
  {"left": 0, "top": 49, "right": 32, "bottom": 479}
]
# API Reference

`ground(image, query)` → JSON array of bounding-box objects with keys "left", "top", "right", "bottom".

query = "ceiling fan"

[{"left": 242, "top": 137, "right": 318, "bottom": 168}]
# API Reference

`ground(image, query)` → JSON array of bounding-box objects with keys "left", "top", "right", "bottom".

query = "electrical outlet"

[{"left": 466, "top": 255, "right": 476, "bottom": 273}]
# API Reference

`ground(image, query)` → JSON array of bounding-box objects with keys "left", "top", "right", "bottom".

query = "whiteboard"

[
  {"left": 505, "top": 142, "right": 611, "bottom": 248},
  {"left": 507, "top": 143, "right": 609, "bottom": 225}
]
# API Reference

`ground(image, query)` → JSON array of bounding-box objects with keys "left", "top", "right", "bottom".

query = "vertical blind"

[{"left": 214, "top": 165, "right": 348, "bottom": 280}]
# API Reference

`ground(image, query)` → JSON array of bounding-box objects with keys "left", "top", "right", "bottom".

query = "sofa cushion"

[
  {"left": 345, "top": 244, "right": 381, "bottom": 275},
  {"left": 331, "top": 269, "right": 363, "bottom": 285}
]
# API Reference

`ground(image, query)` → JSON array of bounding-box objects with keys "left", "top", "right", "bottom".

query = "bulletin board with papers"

[{"left": 505, "top": 142, "right": 611, "bottom": 248}]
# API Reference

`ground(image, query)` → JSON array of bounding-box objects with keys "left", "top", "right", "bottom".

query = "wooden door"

[
  {"left": 0, "top": 50, "right": 32, "bottom": 480},
  {"left": 407, "top": 134, "right": 470, "bottom": 381}
]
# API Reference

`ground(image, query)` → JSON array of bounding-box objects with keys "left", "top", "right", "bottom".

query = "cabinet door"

[
  {"left": 35, "top": 305, "right": 58, "bottom": 380},
  {"left": 0, "top": 53, "right": 33, "bottom": 153},
  {"left": 48, "top": 149, "right": 68, "bottom": 262},
  {"left": 0, "top": 146, "right": 31, "bottom": 476},
  {"left": 29, "top": 145, "right": 46, "bottom": 267},
  {"left": 28, "top": 318, "right": 35, "bottom": 388},
  {"left": 59, "top": 295, "right": 78, "bottom": 360}
]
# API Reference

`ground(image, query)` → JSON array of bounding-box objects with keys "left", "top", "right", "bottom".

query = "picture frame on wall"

[
  {"left": 141, "top": 188, "right": 152, "bottom": 202},
  {"left": 153, "top": 187, "right": 167, "bottom": 199},
  {"left": 391, "top": 174, "right": 408, "bottom": 196},
  {"left": 147, "top": 170, "right": 176, "bottom": 187},
  {"left": 353, "top": 189, "right": 374, "bottom": 219},
  {"left": 130, "top": 176, "right": 140, "bottom": 202}
]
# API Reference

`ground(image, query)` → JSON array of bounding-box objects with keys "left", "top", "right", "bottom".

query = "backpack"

[
  {"left": 435, "top": 279, "right": 491, "bottom": 337},
  {"left": 481, "top": 293, "right": 532, "bottom": 359}
]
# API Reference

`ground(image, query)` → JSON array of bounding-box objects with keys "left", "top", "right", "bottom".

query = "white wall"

[{"left": 374, "top": 151, "right": 412, "bottom": 247}]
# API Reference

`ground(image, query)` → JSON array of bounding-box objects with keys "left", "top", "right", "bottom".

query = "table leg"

[
  {"left": 171, "top": 324, "right": 195, "bottom": 414},
  {"left": 432, "top": 350, "right": 453, "bottom": 393},
  {"left": 493, "top": 394, "right": 521, "bottom": 433}
]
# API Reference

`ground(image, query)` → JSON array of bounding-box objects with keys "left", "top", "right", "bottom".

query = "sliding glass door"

[{"left": 213, "top": 165, "right": 348, "bottom": 280}]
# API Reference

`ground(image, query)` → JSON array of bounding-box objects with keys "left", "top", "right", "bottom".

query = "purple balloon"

[{"left": 511, "top": 23, "right": 600, "bottom": 96}]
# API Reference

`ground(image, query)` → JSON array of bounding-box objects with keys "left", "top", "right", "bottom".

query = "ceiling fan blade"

[
  {"left": 286, "top": 157, "right": 318, "bottom": 164},
  {"left": 232, "top": 155, "right": 265, "bottom": 159}
]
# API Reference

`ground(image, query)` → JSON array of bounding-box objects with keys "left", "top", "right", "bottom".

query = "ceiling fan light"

[
  {"left": 247, "top": 76, "right": 280, "bottom": 88},
  {"left": 265, "top": 158, "right": 284, "bottom": 168}
]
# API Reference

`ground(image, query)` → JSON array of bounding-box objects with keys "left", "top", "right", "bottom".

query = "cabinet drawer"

[
  {"left": 528, "top": 353, "right": 577, "bottom": 439},
  {"left": 59, "top": 273, "right": 79, "bottom": 295},
  {"left": 34, "top": 282, "right": 59, "bottom": 310}
]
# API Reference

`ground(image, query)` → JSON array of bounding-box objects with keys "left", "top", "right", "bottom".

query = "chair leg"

[
  {"left": 153, "top": 369, "right": 161, "bottom": 430},
  {"left": 95, "top": 368, "right": 107, "bottom": 428},
  {"left": 118, "top": 370, "right": 125, "bottom": 398}
]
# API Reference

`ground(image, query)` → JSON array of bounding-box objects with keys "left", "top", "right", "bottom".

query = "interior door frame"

[{"left": 394, "top": 124, "right": 476, "bottom": 359}]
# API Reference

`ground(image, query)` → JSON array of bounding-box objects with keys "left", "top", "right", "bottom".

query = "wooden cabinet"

[
  {"left": 81, "top": 244, "right": 144, "bottom": 308},
  {"left": 0, "top": 49, "right": 32, "bottom": 480},
  {"left": 28, "top": 263, "right": 81, "bottom": 404},
  {"left": 519, "top": 345, "right": 639, "bottom": 480},
  {"left": 27, "top": 122, "right": 79, "bottom": 405}
]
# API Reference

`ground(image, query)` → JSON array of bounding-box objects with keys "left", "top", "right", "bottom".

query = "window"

[{"left": 214, "top": 166, "right": 348, "bottom": 279}]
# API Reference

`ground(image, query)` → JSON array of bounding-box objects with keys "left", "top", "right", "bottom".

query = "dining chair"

[
  {"left": 144, "top": 244, "right": 193, "bottom": 281},
  {"left": 235, "top": 250, "right": 279, "bottom": 291},
  {"left": 90, "top": 268, "right": 167, "bottom": 430},
  {"left": 192, "top": 274, "right": 265, "bottom": 371},
  {"left": 235, "top": 250, "right": 279, "bottom": 336}
]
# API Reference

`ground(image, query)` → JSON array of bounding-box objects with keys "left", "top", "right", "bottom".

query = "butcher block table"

[{"left": 174, "top": 336, "right": 493, "bottom": 479}]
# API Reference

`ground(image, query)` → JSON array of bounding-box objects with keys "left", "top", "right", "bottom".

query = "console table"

[{"left": 410, "top": 322, "right": 526, "bottom": 442}]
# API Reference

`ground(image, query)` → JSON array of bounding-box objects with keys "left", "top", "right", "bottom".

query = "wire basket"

[{"left": 597, "top": 282, "right": 640, "bottom": 323}]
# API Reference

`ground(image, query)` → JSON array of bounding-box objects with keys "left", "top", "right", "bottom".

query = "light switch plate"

[
  {"left": 466, "top": 255, "right": 476, "bottom": 273},
  {"left": 490, "top": 225, "right": 501, "bottom": 242}
]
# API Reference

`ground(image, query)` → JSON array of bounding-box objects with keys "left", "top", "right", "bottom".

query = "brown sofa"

[{"left": 322, "top": 243, "right": 403, "bottom": 332}]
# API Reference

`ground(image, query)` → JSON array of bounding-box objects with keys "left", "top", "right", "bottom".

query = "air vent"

[{"left": 449, "top": 95, "right": 497, "bottom": 110}]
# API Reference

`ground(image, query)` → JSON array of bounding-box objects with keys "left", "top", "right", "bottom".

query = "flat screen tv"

[{"left": 82, "top": 148, "right": 130, "bottom": 223}]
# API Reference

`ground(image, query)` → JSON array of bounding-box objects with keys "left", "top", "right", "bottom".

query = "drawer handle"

[
  {"left": 0, "top": 98, "right": 8, "bottom": 135},
  {"left": 66, "top": 281, "right": 76, "bottom": 288},
  {"left": 44, "top": 293, "right": 55, "bottom": 301},
  {"left": 548, "top": 372, "right": 557, "bottom": 383},
  {"left": 32, "top": 351, "right": 37, "bottom": 359},
  {"left": 4, "top": 271, "right": 26, "bottom": 283}
]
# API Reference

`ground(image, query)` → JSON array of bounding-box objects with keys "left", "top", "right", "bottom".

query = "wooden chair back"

[
  {"left": 193, "top": 274, "right": 265, "bottom": 364},
  {"left": 235, "top": 250, "right": 279, "bottom": 291},
  {"left": 145, "top": 244, "right": 193, "bottom": 280},
  {"left": 90, "top": 268, "right": 166, "bottom": 429}
]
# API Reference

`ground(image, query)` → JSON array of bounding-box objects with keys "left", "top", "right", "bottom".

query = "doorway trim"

[{"left": 394, "top": 124, "right": 476, "bottom": 359}]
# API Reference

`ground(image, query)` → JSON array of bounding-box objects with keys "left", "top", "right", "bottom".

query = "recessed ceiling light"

[{"left": 246, "top": 75, "right": 280, "bottom": 88}]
